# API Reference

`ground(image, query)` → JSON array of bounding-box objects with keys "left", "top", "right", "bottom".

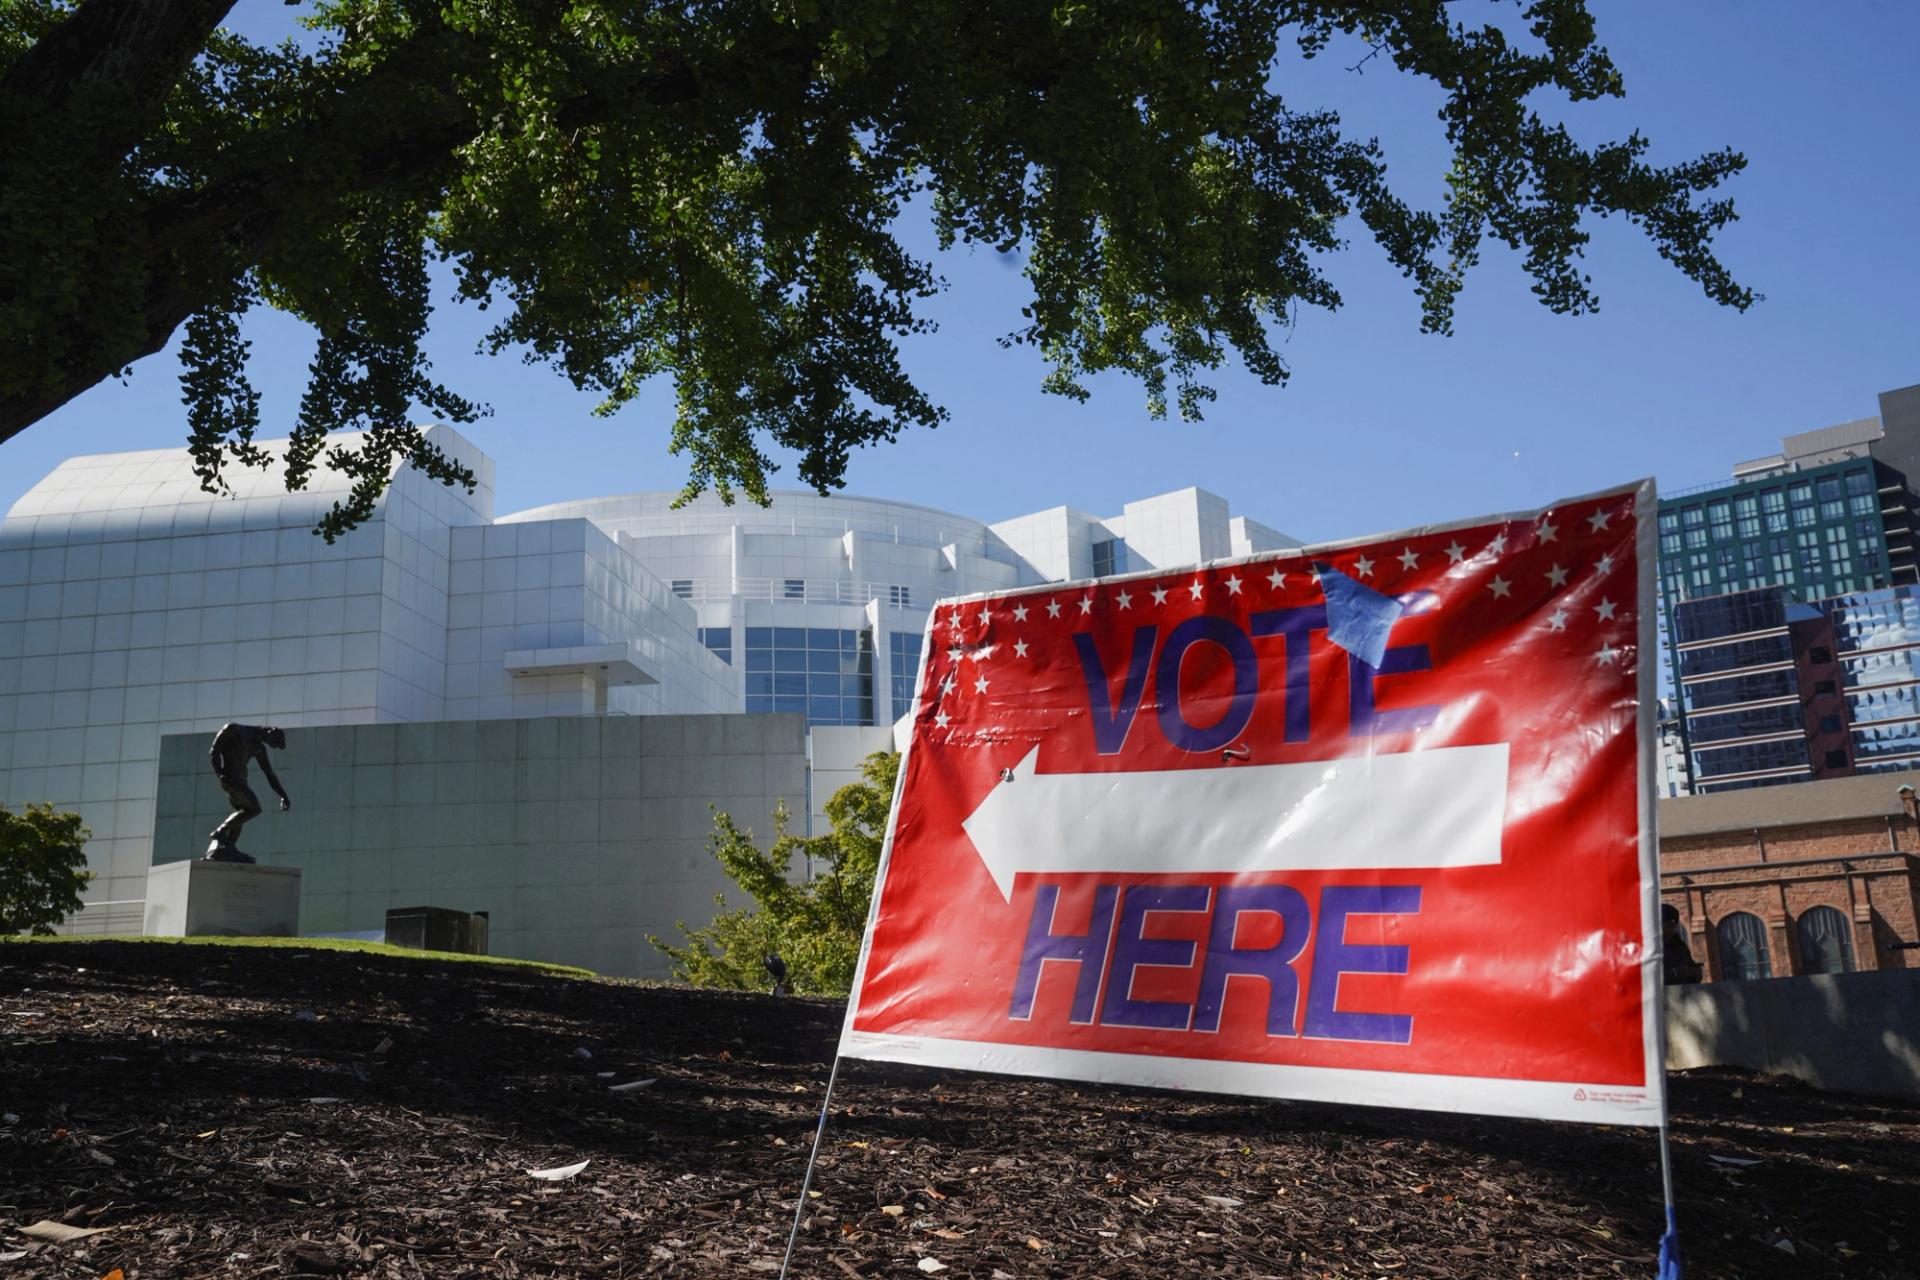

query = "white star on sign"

[
  {"left": 1546, "top": 607, "right": 1568, "bottom": 632},
  {"left": 1588, "top": 509, "right": 1612, "bottom": 533},
  {"left": 1115, "top": 590, "right": 1133, "bottom": 609},
  {"left": 1595, "top": 641, "right": 1619, "bottom": 665},
  {"left": 1152, "top": 585, "right": 1170, "bottom": 606},
  {"left": 1398, "top": 547, "right": 1419, "bottom": 571},
  {"left": 1012, "top": 603, "right": 1029, "bottom": 622},
  {"left": 1545, "top": 564, "right": 1569, "bottom": 588},
  {"left": 1538, "top": 519, "right": 1558, "bottom": 543},
  {"left": 947, "top": 646, "right": 963, "bottom": 662},
  {"left": 1445, "top": 541, "right": 1467, "bottom": 563},
  {"left": 1267, "top": 567, "right": 1286, "bottom": 589},
  {"left": 975, "top": 644, "right": 995, "bottom": 661},
  {"left": 1595, "top": 598, "right": 1617, "bottom": 621},
  {"left": 1225, "top": 575, "right": 1243, "bottom": 595},
  {"left": 934, "top": 709, "right": 951, "bottom": 729},
  {"left": 1013, "top": 639, "right": 1029, "bottom": 658},
  {"left": 1353, "top": 557, "right": 1374, "bottom": 579},
  {"left": 1079, "top": 595, "right": 1094, "bottom": 614},
  {"left": 978, "top": 607, "right": 991, "bottom": 626},
  {"left": 1189, "top": 579, "right": 1205, "bottom": 600},
  {"left": 974, "top": 675, "right": 989, "bottom": 694},
  {"left": 1487, "top": 533, "right": 1508, "bottom": 556},
  {"left": 1595, "top": 553, "right": 1614, "bottom": 576},
  {"left": 941, "top": 676, "right": 956, "bottom": 695},
  {"left": 1488, "top": 576, "right": 1512, "bottom": 598},
  {"left": 1046, "top": 599, "right": 1062, "bottom": 619}
]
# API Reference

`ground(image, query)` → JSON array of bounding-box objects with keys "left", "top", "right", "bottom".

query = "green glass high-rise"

[{"left": 1659, "top": 384, "right": 1920, "bottom": 794}]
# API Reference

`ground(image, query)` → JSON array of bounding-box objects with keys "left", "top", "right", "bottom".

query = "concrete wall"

[
  {"left": 1666, "top": 968, "right": 1920, "bottom": 1101},
  {"left": 150, "top": 713, "right": 807, "bottom": 978},
  {"left": 807, "top": 724, "right": 897, "bottom": 833}
]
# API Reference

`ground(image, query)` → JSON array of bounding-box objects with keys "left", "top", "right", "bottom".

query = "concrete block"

[{"left": 143, "top": 860, "right": 301, "bottom": 937}]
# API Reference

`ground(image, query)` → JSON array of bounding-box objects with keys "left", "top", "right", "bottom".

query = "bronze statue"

[{"left": 205, "top": 723, "right": 290, "bottom": 863}]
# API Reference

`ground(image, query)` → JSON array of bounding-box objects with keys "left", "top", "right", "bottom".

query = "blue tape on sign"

[
  {"left": 1315, "top": 562, "right": 1406, "bottom": 669},
  {"left": 1657, "top": 1205, "right": 1682, "bottom": 1279}
]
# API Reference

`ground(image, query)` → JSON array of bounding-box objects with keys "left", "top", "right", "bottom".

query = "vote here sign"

[{"left": 839, "top": 481, "right": 1663, "bottom": 1127}]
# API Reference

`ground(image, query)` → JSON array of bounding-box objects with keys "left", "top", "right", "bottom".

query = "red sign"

[{"left": 839, "top": 482, "right": 1662, "bottom": 1126}]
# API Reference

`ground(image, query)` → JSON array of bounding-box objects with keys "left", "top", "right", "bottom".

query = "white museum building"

[{"left": 0, "top": 426, "right": 1296, "bottom": 973}]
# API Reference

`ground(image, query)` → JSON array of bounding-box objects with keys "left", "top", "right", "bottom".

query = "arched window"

[
  {"left": 1715, "top": 912, "right": 1772, "bottom": 981},
  {"left": 1796, "top": 906, "right": 1854, "bottom": 975}
]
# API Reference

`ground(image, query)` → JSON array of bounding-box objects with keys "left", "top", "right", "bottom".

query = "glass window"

[
  {"left": 1675, "top": 633, "right": 1792, "bottom": 679},
  {"left": 671, "top": 578, "right": 694, "bottom": 599},
  {"left": 783, "top": 578, "right": 805, "bottom": 601},
  {"left": 1691, "top": 735, "right": 1808, "bottom": 779},
  {"left": 1681, "top": 505, "right": 1705, "bottom": 527},
  {"left": 1715, "top": 912, "right": 1772, "bottom": 981},
  {"left": 1796, "top": 906, "right": 1854, "bottom": 975},
  {"left": 1850, "top": 718, "right": 1920, "bottom": 760},
  {"left": 1092, "top": 538, "right": 1126, "bottom": 578},
  {"left": 1685, "top": 701, "right": 1803, "bottom": 745},
  {"left": 1708, "top": 501, "right": 1733, "bottom": 540},
  {"left": 1851, "top": 493, "right": 1878, "bottom": 515},
  {"left": 746, "top": 627, "right": 873, "bottom": 725},
  {"left": 887, "top": 584, "right": 912, "bottom": 607},
  {"left": 1789, "top": 482, "right": 1813, "bottom": 506},
  {"left": 889, "top": 630, "right": 923, "bottom": 722},
  {"left": 1659, "top": 510, "right": 1680, "bottom": 533},
  {"left": 1845, "top": 469, "right": 1874, "bottom": 495},
  {"left": 697, "top": 626, "right": 731, "bottom": 665},
  {"left": 1671, "top": 589, "right": 1788, "bottom": 645}
]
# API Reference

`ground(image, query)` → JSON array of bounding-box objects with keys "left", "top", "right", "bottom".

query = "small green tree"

[
  {"left": 653, "top": 751, "right": 897, "bottom": 996},
  {"left": 0, "top": 803, "right": 91, "bottom": 936}
]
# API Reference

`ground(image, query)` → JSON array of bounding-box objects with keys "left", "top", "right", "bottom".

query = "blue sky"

[{"left": 5, "top": 0, "right": 1916, "bottom": 544}]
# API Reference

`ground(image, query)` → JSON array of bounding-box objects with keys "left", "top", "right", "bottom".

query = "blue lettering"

[
  {"left": 1155, "top": 616, "right": 1259, "bottom": 753},
  {"left": 1249, "top": 606, "right": 1327, "bottom": 743},
  {"left": 1348, "top": 644, "right": 1440, "bottom": 737},
  {"left": 1100, "top": 885, "right": 1211, "bottom": 1029},
  {"left": 1009, "top": 884, "right": 1119, "bottom": 1023},
  {"left": 1303, "top": 885, "right": 1422, "bottom": 1044},
  {"left": 1075, "top": 627, "right": 1158, "bottom": 755},
  {"left": 1191, "top": 884, "right": 1312, "bottom": 1035}
]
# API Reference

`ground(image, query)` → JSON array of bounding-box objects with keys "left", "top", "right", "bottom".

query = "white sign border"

[{"left": 839, "top": 478, "right": 1666, "bottom": 1130}]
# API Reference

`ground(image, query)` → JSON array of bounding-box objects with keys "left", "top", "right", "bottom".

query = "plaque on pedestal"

[{"left": 144, "top": 860, "right": 302, "bottom": 938}]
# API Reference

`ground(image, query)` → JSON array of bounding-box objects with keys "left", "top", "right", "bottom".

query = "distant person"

[{"left": 205, "top": 724, "right": 290, "bottom": 863}]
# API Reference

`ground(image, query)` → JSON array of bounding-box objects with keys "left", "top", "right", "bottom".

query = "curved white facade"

[{"left": 0, "top": 426, "right": 1297, "bottom": 926}]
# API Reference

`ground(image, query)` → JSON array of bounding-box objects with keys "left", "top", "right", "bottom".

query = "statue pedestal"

[{"left": 144, "top": 860, "right": 302, "bottom": 938}]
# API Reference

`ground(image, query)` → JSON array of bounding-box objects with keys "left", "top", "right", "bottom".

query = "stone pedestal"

[{"left": 144, "top": 860, "right": 302, "bottom": 938}]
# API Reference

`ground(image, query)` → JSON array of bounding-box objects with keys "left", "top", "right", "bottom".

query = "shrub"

[
  {"left": 0, "top": 803, "right": 92, "bottom": 936},
  {"left": 652, "top": 751, "right": 897, "bottom": 996}
]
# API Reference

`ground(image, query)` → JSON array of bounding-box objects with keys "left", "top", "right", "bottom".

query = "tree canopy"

[{"left": 1, "top": 0, "right": 1752, "bottom": 535}]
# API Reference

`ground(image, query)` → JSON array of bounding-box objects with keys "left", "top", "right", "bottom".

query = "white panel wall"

[{"left": 0, "top": 430, "right": 484, "bottom": 905}]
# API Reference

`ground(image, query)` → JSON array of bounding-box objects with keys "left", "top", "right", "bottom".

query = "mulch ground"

[{"left": 0, "top": 943, "right": 1913, "bottom": 1279}]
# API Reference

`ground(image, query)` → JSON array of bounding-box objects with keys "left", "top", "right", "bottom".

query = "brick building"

[{"left": 1659, "top": 772, "right": 1920, "bottom": 981}]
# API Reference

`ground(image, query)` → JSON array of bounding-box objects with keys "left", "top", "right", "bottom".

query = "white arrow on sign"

[{"left": 962, "top": 743, "right": 1510, "bottom": 902}]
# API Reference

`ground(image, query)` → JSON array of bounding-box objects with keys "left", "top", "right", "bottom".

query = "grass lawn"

[{"left": 0, "top": 932, "right": 596, "bottom": 979}]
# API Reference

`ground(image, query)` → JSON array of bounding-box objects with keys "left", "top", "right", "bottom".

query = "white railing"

[{"left": 671, "top": 578, "right": 915, "bottom": 608}]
